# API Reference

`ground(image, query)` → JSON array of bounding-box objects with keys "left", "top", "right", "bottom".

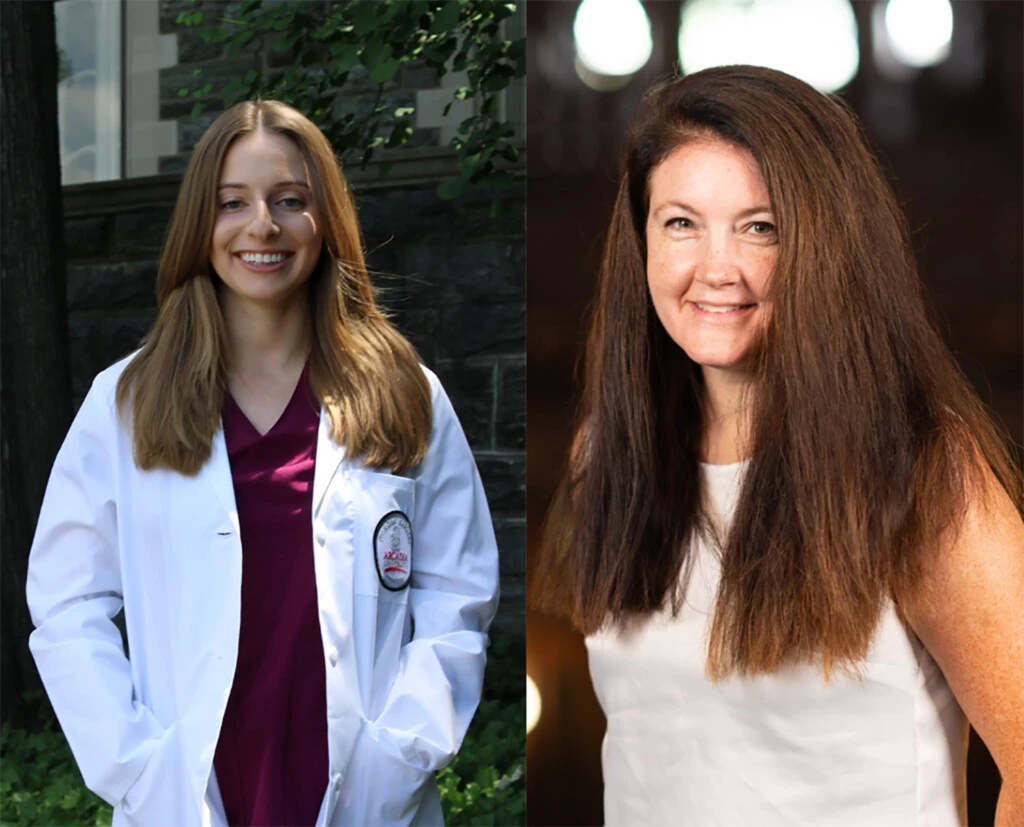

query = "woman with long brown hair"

[
  {"left": 534, "top": 65, "right": 1023, "bottom": 825},
  {"left": 27, "top": 100, "right": 499, "bottom": 827}
]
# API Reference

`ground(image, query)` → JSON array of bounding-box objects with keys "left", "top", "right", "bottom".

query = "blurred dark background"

[{"left": 525, "top": 1, "right": 1023, "bottom": 824}]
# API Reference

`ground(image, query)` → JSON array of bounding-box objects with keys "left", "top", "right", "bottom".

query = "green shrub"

[
  {"left": 439, "top": 634, "right": 526, "bottom": 825},
  {"left": 0, "top": 693, "right": 112, "bottom": 826},
  {"left": 2, "top": 637, "right": 524, "bottom": 826}
]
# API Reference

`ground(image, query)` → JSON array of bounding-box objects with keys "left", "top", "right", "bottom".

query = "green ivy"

[
  {"left": 0, "top": 693, "right": 113, "bottom": 826},
  {"left": 1, "top": 639, "right": 524, "bottom": 825},
  {"left": 176, "top": 0, "right": 524, "bottom": 201},
  {"left": 438, "top": 634, "right": 526, "bottom": 825}
]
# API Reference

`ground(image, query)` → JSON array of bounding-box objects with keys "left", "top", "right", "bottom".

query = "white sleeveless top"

[{"left": 586, "top": 461, "right": 968, "bottom": 826}]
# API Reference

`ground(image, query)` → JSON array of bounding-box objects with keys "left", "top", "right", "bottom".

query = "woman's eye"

[
  {"left": 221, "top": 199, "right": 244, "bottom": 210},
  {"left": 666, "top": 217, "right": 693, "bottom": 230},
  {"left": 750, "top": 221, "right": 776, "bottom": 235},
  {"left": 278, "top": 196, "right": 305, "bottom": 208}
]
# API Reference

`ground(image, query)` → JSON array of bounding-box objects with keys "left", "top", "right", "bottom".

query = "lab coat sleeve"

[
  {"left": 365, "top": 375, "right": 500, "bottom": 771},
  {"left": 26, "top": 377, "right": 166, "bottom": 806}
]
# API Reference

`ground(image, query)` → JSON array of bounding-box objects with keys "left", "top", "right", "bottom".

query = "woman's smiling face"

[
  {"left": 210, "top": 130, "right": 323, "bottom": 312},
  {"left": 645, "top": 139, "right": 778, "bottom": 381}
]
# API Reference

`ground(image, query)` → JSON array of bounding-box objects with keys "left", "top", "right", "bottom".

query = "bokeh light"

[{"left": 678, "top": 0, "right": 860, "bottom": 93}]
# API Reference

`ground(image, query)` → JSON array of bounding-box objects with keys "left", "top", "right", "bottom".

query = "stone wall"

[{"left": 62, "top": 176, "right": 526, "bottom": 631}]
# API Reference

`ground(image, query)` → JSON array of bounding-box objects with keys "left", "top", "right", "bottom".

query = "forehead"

[
  {"left": 218, "top": 130, "right": 309, "bottom": 185},
  {"left": 648, "top": 139, "right": 768, "bottom": 209}
]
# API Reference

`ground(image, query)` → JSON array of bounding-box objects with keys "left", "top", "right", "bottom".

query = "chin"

[{"left": 682, "top": 347, "right": 757, "bottom": 374}]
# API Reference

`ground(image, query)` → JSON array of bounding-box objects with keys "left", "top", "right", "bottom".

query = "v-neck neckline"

[{"left": 226, "top": 361, "right": 311, "bottom": 441}]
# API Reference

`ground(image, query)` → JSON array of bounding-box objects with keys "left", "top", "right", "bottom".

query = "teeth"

[
  {"left": 240, "top": 252, "right": 286, "bottom": 264},
  {"left": 696, "top": 303, "right": 748, "bottom": 313}
]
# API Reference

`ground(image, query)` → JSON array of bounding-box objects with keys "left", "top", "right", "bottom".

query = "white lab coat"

[{"left": 26, "top": 354, "right": 500, "bottom": 826}]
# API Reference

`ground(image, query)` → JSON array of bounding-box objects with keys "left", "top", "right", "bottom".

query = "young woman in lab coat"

[
  {"left": 27, "top": 100, "right": 499, "bottom": 826},
  {"left": 534, "top": 66, "right": 1023, "bottom": 824}
]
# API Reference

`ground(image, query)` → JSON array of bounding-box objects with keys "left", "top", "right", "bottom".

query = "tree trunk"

[{"left": 1, "top": 0, "right": 73, "bottom": 726}]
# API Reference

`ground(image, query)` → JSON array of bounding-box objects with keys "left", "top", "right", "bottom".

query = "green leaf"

[
  {"left": 191, "top": 101, "right": 206, "bottom": 118},
  {"left": 481, "top": 70, "right": 512, "bottom": 93},
  {"left": 465, "top": 146, "right": 494, "bottom": 168},
  {"left": 376, "top": 1, "right": 403, "bottom": 25},
  {"left": 221, "top": 76, "right": 246, "bottom": 106},
  {"left": 436, "top": 177, "right": 466, "bottom": 200},
  {"left": 200, "top": 27, "right": 232, "bottom": 44},
  {"left": 423, "top": 39, "right": 458, "bottom": 67},
  {"left": 360, "top": 41, "right": 392, "bottom": 71},
  {"left": 330, "top": 42, "right": 361, "bottom": 72},
  {"left": 476, "top": 169, "right": 513, "bottom": 191},
  {"left": 369, "top": 57, "right": 401, "bottom": 84},
  {"left": 353, "top": 1, "right": 380, "bottom": 36},
  {"left": 429, "top": 0, "right": 462, "bottom": 34},
  {"left": 386, "top": 119, "right": 413, "bottom": 148},
  {"left": 394, "top": 106, "right": 415, "bottom": 118}
]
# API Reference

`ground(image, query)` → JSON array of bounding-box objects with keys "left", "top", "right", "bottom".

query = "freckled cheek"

[
  {"left": 747, "top": 250, "right": 778, "bottom": 300},
  {"left": 646, "top": 248, "right": 692, "bottom": 299}
]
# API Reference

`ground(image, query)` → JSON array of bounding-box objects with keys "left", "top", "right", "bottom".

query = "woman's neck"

[
  {"left": 700, "top": 367, "right": 755, "bottom": 465},
  {"left": 222, "top": 289, "right": 311, "bottom": 381}
]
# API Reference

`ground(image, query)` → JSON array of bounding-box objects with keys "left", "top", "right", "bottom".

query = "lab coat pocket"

[
  {"left": 346, "top": 469, "right": 416, "bottom": 718},
  {"left": 350, "top": 469, "right": 416, "bottom": 601},
  {"left": 350, "top": 470, "right": 417, "bottom": 605},
  {"left": 117, "top": 722, "right": 196, "bottom": 827},
  {"left": 331, "top": 721, "right": 440, "bottom": 827}
]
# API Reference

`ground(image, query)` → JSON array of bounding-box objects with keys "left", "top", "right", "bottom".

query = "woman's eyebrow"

[
  {"left": 651, "top": 199, "right": 702, "bottom": 218},
  {"left": 217, "top": 180, "right": 311, "bottom": 190},
  {"left": 734, "top": 205, "right": 773, "bottom": 218},
  {"left": 650, "top": 200, "right": 773, "bottom": 219}
]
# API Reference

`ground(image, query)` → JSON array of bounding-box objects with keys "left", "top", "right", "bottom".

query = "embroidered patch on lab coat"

[{"left": 374, "top": 510, "right": 413, "bottom": 591}]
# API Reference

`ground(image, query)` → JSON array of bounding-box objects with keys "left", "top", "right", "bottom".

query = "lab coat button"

[
  {"left": 328, "top": 648, "right": 339, "bottom": 667},
  {"left": 333, "top": 773, "right": 342, "bottom": 791}
]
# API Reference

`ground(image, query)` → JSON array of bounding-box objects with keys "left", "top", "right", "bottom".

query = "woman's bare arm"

[{"left": 901, "top": 463, "right": 1024, "bottom": 825}]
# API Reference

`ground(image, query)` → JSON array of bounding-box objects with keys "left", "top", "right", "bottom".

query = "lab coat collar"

[
  {"left": 205, "top": 425, "right": 239, "bottom": 529},
  {"left": 312, "top": 409, "right": 346, "bottom": 515}
]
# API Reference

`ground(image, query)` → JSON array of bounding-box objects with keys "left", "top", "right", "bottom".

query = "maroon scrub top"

[{"left": 213, "top": 364, "right": 329, "bottom": 826}]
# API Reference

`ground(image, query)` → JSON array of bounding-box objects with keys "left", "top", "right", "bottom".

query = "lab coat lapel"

[
  {"left": 313, "top": 409, "right": 346, "bottom": 513},
  {"left": 202, "top": 423, "right": 238, "bottom": 527},
  {"left": 175, "top": 422, "right": 242, "bottom": 819}
]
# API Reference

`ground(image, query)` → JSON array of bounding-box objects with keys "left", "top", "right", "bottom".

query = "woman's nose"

[
  {"left": 247, "top": 200, "right": 280, "bottom": 239},
  {"left": 697, "top": 234, "right": 740, "bottom": 286}
]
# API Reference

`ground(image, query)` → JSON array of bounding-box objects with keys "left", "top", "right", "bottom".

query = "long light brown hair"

[
  {"left": 533, "top": 66, "right": 1022, "bottom": 679},
  {"left": 116, "top": 100, "right": 431, "bottom": 475}
]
